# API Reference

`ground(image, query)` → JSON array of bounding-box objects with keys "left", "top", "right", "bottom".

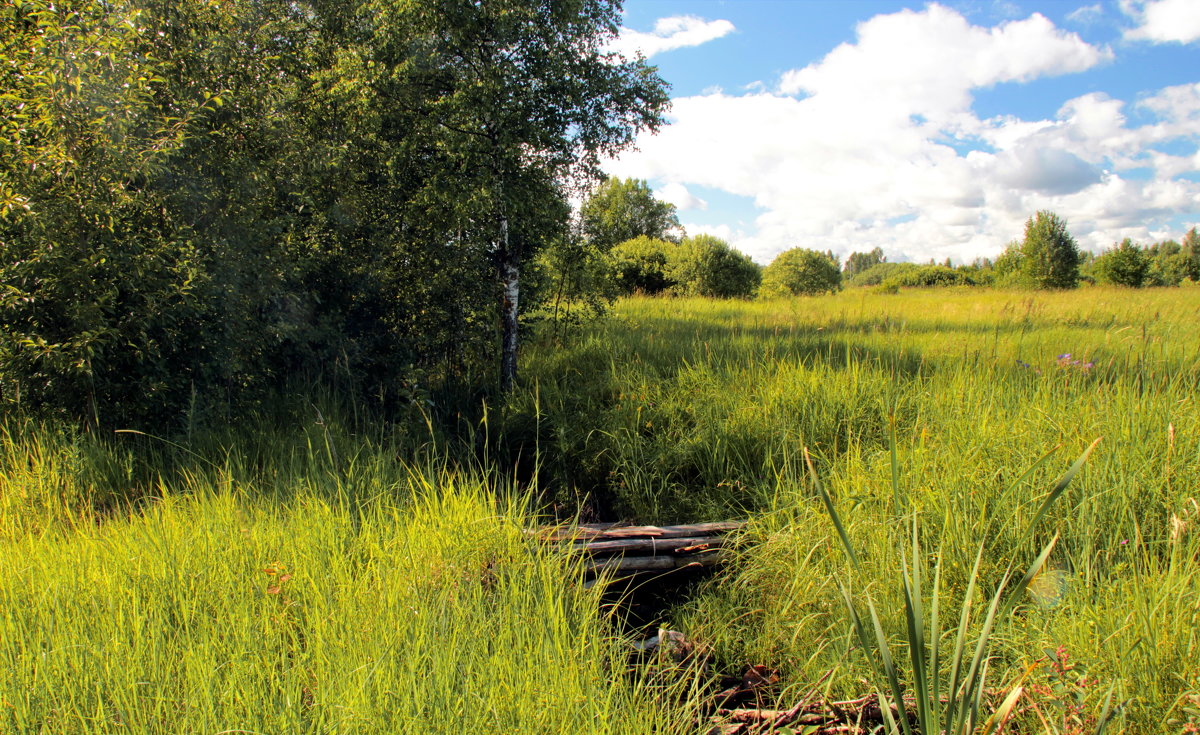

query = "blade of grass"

[{"left": 805, "top": 447, "right": 859, "bottom": 569}]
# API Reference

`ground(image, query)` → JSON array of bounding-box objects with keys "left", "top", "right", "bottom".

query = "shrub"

[
  {"left": 667, "top": 235, "right": 760, "bottom": 298},
  {"left": 1093, "top": 239, "right": 1150, "bottom": 287},
  {"left": 846, "top": 262, "right": 919, "bottom": 288},
  {"left": 1149, "top": 252, "right": 1193, "bottom": 287},
  {"left": 759, "top": 248, "right": 841, "bottom": 297},
  {"left": 882, "top": 265, "right": 978, "bottom": 288},
  {"left": 609, "top": 236, "right": 677, "bottom": 295}
]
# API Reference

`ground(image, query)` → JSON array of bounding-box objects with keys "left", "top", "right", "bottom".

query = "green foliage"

[
  {"left": 1141, "top": 234, "right": 1196, "bottom": 286},
  {"left": 1149, "top": 252, "right": 1193, "bottom": 286},
  {"left": 846, "top": 261, "right": 919, "bottom": 288},
  {"left": 0, "top": 0, "right": 218, "bottom": 424},
  {"left": 528, "top": 231, "right": 619, "bottom": 338},
  {"left": 992, "top": 242, "right": 1024, "bottom": 277},
  {"left": 610, "top": 236, "right": 677, "bottom": 295},
  {"left": 1093, "top": 239, "right": 1151, "bottom": 287},
  {"left": 580, "top": 178, "right": 681, "bottom": 251},
  {"left": 882, "top": 265, "right": 979, "bottom": 288},
  {"left": 1182, "top": 227, "right": 1200, "bottom": 282},
  {"left": 667, "top": 235, "right": 760, "bottom": 298},
  {"left": 759, "top": 247, "right": 841, "bottom": 297},
  {"left": 1020, "top": 211, "right": 1081, "bottom": 289},
  {"left": 844, "top": 247, "right": 886, "bottom": 278},
  {"left": 0, "top": 0, "right": 670, "bottom": 425}
]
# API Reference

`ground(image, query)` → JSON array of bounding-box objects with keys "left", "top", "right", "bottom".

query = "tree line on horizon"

[{"left": 569, "top": 177, "right": 1200, "bottom": 299}]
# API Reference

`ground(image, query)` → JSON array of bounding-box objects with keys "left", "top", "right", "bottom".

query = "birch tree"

[{"left": 353, "top": 0, "right": 669, "bottom": 391}]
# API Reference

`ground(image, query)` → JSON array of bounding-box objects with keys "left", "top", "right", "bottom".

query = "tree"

[
  {"left": 844, "top": 248, "right": 886, "bottom": 278},
  {"left": 0, "top": 0, "right": 222, "bottom": 422},
  {"left": 846, "top": 262, "right": 919, "bottom": 288},
  {"left": 360, "top": 0, "right": 670, "bottom": 392},
  {"left": 760, "top": 248, "right": 841, "bottom": 297},
  {"left": 668, "top": 235, "right": 760, "bottom": 298},
  {"left": 581, "top": 178, "right": 681, "bottom": 252},
  {"left": 1183, "top": 227, "right": 1200, "bottom": 282},
  {"left": 1020, "top": 211, "right": 1081, "bottom": 289}
]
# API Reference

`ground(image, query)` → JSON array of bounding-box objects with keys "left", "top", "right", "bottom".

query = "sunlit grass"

[
  {"left": 2, "top": 285, "right": 1198, "bottom": 733},
  {"left": 520, "top": 286, "right": 1200, "bottom": 732},
  {"left": 0, "top": 427, "right": 690, "bottom": 734}
]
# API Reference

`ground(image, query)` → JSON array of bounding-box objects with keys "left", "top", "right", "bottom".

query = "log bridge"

[{"left": 535, "top": 521, "right": 745, "bottom": 577}]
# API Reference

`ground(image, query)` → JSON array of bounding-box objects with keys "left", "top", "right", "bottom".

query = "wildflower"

[{"left": 1057, "top": 353, "right": 1071, "bottom": 360}]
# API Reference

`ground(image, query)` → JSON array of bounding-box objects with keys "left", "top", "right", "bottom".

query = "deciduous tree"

[
  {"left": 668, "top": 235, "right": 760, "bottom": 298},
  {"left": 352, "top": 0, "right": 669, "bottom": 391},
  {"left": 581, "top": 178, "right": 681, "bottom": 252},
  {"left": 1020, "top": 211, "right": 1081, "bottom": 289}
]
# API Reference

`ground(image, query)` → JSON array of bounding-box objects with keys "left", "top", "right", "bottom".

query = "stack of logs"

[{"left": 536, "top": 521, "right": 744, "bottom": 577}]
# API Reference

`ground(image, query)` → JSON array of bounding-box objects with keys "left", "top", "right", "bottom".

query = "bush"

[
  {"left": 846, "top": 262, "right": 919, "bottom": 288},
  {"left": 883, "top": 265, "right": 978, "bottom": 288},
  {"left": 759, "top": 248, "right": 841, "bottom": 297},
  {"left": 609, "top": 236, "right": 677, "bottom": 295},
  {"left": 1149, "top": 252, "right": 1193, "bottom": 287},
  {"left": 1093, "top": 239, "right": 1150, "bottom": 287},
  {"left": 667, "top": 235, "right": 760, "bottom": 299}
]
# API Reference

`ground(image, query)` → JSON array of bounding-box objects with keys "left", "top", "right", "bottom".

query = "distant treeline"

[{"left": 569, "top": 180, "right": 1200, "bottom": 298}]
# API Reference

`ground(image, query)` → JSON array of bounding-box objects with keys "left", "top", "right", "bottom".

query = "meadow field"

[{"left": 2, "top": 285, "right": 1198, "bottom": 733}]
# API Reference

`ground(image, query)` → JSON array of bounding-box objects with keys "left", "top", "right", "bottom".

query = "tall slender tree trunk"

[{"left": 498, "top": 214, "right": 519, "bottom": 393}]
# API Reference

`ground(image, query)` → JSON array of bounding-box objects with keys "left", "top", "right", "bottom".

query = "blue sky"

[{"left": 604, "top": 0, "right": 1200, "bottom": 264}]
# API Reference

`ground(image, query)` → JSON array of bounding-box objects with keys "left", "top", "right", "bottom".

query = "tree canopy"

[
  {"left": 580, "top": 178, "right": 682, "bottom": 252},
  {"left": 0, "top": 0, "right": 669, "bottom": 424},
  {"left": 668, "top": 235, "right": 760, "bottom": 298},
  {"left": 1093, "top": 239, "right": 1151, "bottom": 287},
  {"left": 1019, "top": 211, "right": 1081, "bottom": 289}
]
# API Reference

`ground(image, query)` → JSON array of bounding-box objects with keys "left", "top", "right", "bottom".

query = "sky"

[{"left": 603, "top": 0, "right": 1200, "bottom": 264}]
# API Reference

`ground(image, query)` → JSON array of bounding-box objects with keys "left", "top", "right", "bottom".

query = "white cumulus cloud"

[
  {"left": 607, "top": 4, "right": 1199, "bottom": 263},
  {"left": 1123, "top": 0, "right": 1200, "bottom": 43},
  {"left": 608, "top": 15, "right": 735, "bottom": 59},
  {"left": 778, "top": 4, "right": 1109, "bottom": 127}
]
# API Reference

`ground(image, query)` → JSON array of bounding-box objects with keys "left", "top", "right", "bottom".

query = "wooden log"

[
  {"left": 571, "top": 536, "right": 727, "bottom": 556},
  {"left": 584, "top": 550, "right": 724, "bottom": 576},
  {"left": 540, "top": 520, "right": 743, "bottom": 542}
]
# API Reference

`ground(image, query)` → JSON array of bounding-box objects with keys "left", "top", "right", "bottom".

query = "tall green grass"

[
  {"left": 0, "top": 422, "right": 694, "bottom": 734},
  {"left": 3, "top": 285, "right": 1198, "bottom": 733},
  {"left": 519, "top": 286, "right": 1200, "bottom": 732}
]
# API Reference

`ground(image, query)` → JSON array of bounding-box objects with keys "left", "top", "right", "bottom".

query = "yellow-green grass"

[
  {"left": 3, "top": 284, "right": 1198, "bottom": 733},
  {"left": 519, "top": 286, "right": 1200, "bottom": 731},
  {"left": 0, "top": 427, "right": 693, "bottom": 734}
]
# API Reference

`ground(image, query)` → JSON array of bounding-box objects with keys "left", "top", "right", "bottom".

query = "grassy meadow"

[{"left": 2, "top": 285, "right": 1199, "bottom": 733}]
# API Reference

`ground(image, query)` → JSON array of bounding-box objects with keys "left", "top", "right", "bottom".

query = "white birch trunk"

[{"left": 499, "top": 215, "right": 519, "bottom": 392}]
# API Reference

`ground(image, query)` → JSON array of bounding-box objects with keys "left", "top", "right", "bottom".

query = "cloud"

[
  {"left": 657, "top": 182, "right": 707, "bottom": 211},
  {"left": 608, "top": 4, "right": 1198, "bottom": 263},
  {"left": 995, "top": 148, "right": 1103, "bottom": 195},
  {"left": 778, "top": 4, "right": 1109, "bottom": 127},
  {"left": 1066, "top": 4, "right": 1106, "bottom": 26},
  {"left": 1123, "top": 0, "right": 1200, "bottom": 43},
  {"left": 608, "top": 15, "right": 735, "bottom": 59}
]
